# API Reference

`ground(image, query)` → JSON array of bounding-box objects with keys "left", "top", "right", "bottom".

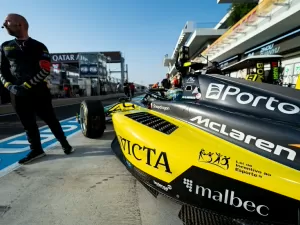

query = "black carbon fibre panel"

[
  {"left": 178, "top": 205, "right": 275, "bottom": 225},
  {"left": 132, "top": 166, "right": 159, "bottom": 198},
  {"left": 125, "top": 112, "right": 178, "bottom": 134}
]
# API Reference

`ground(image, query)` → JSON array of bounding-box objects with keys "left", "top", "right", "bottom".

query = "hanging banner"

[
  {"left": 256, "top": 62, "right": 264, "bottom": 80},
  {"left": 219, "top": 55, "right": 241, "bottom": 70},
  {"left": 79, "top": 63, "right": 99, "bottom": 77},
  {"left": 51, "top": 53, "right": 88, "bottom": 63},
  {"left": 79, "top": 63, "right": 89, "bottom": 75},
  {"left": 79, "top": 53, "right": 100, "bottom": 78},
  {"left": 270, "top": 61, "right": 279, "bottom": 82},
  {"left": 245, "top": 62, "right": 265, "bottom": 82},
  {"left": 51, "top": 52, "right": 121, "bottom": 63},
  {"left": 88, "top": 64, "right": 98, "bottom": 75}
]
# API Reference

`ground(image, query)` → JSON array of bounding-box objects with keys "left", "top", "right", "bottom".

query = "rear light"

[{"left": 148, "top": 103, "right": 152, "bottom": 109}]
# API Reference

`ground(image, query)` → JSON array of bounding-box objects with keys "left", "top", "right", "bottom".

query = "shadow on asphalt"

[
  {"left": 98, "top": 129, "right": 116, "bottom": 140},
  {"left": 76, "top": 129, "right": 116, "bottom": 140},
  {"left": 25, "top": 130, "right": 118, "bottom": 165},
  {"left": 28, "top": 146, "right": 116, "bottom": 165}
]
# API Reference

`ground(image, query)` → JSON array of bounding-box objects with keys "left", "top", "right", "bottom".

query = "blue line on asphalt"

[
  {"left": 0, "top": 96, "right": 145, "bottom": 177},
  {"left": 0, "top": 117, "right": 81, "bottom": 172}
]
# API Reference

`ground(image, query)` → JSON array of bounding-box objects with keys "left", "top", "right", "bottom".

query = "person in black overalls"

[
  {"left": 0, "top": 13, "right": 74, "bottom": 164},
  {"left": 160, "top": 73, "right": 171, "bottom": 97},
  {"left": 161, "top": 73, "right": 171, "bottom": 89},
  {"left": 0, "top": 81, "right": 10, "bottom": 104},
  {"left": 123, "top": 79, "right": 130, "bottom": 97}
]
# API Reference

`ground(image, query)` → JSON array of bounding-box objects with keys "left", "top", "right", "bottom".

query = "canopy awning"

[{"left": 222, "top": 55, "right": 283, "bottom": 73}]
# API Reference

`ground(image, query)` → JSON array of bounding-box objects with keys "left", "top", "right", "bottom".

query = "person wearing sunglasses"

[{"left": 0, "top": 13, "right": 74, "bottom": 164}]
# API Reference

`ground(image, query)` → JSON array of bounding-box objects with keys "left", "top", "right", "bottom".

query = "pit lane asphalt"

[
  {"left": 0, "top": 98, "right": 119, "bottom": 140},
  {"left": 0, "top": 114, "right": 184, "bottom": 225}
]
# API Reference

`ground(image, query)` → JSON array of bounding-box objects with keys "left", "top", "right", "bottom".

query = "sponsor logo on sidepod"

[
  {"left": 152, "top": 103, "right": 170, "bottom": 111},
  {"left": 190, "top": 116, "right": 296, "bottom": 162},
  {"left": 183, "top": 178, "right": 269, "bottom": 216},
  {"left": 186, "top": 77, "right": 196, "bottom": 83},
  {"left": 205, "top": 83, "right": 300, "bottom": 115}
]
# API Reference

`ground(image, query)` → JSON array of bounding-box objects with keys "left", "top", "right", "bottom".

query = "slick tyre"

[{"left": 80, "top": 100, "right": 106, "bottom": 138}]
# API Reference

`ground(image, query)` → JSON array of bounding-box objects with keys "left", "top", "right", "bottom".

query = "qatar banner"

[
  {"left": 51, "top": 53, "right": 88, "bottom": 63},
  {"left": 50, "top": 51, "right": 121, "bottom": 63}
]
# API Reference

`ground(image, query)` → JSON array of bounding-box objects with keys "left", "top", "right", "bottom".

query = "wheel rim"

[{"left": 80, "top": 106, "right": 87, "bottom": 132}]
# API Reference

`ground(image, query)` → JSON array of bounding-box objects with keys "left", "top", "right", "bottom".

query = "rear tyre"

[{"left": 80, "top": 100, "right": 106, "bottom": 138}]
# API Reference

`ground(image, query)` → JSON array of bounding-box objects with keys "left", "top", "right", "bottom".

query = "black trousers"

[
  {"left": 124, "top": 87, "right": 130, "bottom": 97},
  {"left": 0, "top": 83, "right": 10, "bottom": 104},
  {"left": 10, "top": 86, "right": 67, "bottom": 152}
]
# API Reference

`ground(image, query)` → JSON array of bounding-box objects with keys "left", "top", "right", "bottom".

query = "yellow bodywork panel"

[
  {"left": 245, "top": 74, "right": 263, "bottom": 82},
  {"left": 295, "top": 75, "right": 300, "bottom": 90},
  {"left": 112, "top": 109, "right": 300, "bottom": 202}
]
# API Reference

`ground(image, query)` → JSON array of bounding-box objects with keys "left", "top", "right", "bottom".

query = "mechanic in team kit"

[
  {"left": 123, "top": 79, "right": 130, "bottom": 97},
  {"left": 0, "top": 13, "right": 74, "bottom": 164},
  {"left": 161, "top": 73, "right": 171, "bottom": 89}
]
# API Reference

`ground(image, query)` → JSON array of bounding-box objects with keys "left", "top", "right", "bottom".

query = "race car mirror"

[
  {"left": 175, "top": 46, "right": 189, "bottom": 66},
  {"left": 175, "top": 46, "right": 191, "bottom": 77},
  {"left": 118, "top": 97, "right": 131, "bottom": 103},
  {"left": 122, "top": 102, "right": 135, "bottom": 109},
  {"left": 179, "top": 46, "right": 189, "bottom": 61}
]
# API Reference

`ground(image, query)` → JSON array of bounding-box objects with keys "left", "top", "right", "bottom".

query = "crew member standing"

[
  {"left": 161, "top": 73, "right": 171, "bottom": 89},
  {"left": 123, "top": 79, "right": 130, "bottom": 97},
  {"left": 0, "top": 13, "right": 74, "bottom": 164},
  {"left": 0, "top": 81, "right": 10, "bottom": 104},
  {"left": 130, "top": 82, "right": 135, "bottom": 97}
]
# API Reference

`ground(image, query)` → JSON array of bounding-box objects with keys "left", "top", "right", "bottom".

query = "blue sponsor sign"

[
  {"left": 80, "top": 64, "right": 89, "bottom": 75},
  {"left": 88, "top": 64, "right": 98, "bottom": 75},
  {"left": 0, "top": 117, "right": 81, "bottom": 173},
  {"left": 79, "top": 63, "right": 101, "bottom": 78}
]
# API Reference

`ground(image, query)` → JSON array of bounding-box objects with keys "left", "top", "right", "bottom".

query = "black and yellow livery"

[
  {"left": 0, "top": 37, "right": 51, "bottom": 88},
  {"left": 79, "top": 47, "right": 300, "bottom": 225}
]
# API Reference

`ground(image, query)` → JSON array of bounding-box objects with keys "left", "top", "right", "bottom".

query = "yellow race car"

[{"left": 78, "top": 47, "right": 300, "bottom": 225}]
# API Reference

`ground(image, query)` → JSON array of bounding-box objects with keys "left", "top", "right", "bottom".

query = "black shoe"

[
  {"left": 19, "top": 150, "right": 46, "bottom": 164},
  {"left": 61, "top": 141, "right": 74, "bottom": 155}
]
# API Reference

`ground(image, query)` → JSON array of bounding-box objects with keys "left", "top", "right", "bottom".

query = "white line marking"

[
  {"left": 0, "top": 162, "right": 21, "bottom": 178},
  {"left": 0, "top": 117, "right": 76, "bottom": 143},
  {"left": 0, "top": 114, "right": 116, "bottom": 178},
  {"left": 0, "top": 119, "right": 82, "bottom": 178},
  {"left": 0, "top": 112, "right": 16, "bottom": 117},
  {"left": 0, "top": 147, "right": 30, "bottom": 154},
  {"left": 7, "top": 140, "right": 29, "bottom": 145}
]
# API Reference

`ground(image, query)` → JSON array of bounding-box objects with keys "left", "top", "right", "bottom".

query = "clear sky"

[{"left": 0, "top": 0, "right": 229, "bottom": 86}]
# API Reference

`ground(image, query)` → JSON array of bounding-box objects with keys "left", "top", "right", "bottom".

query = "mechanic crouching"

[{"left": 0, "top": 13, "right": 74, "bottom": 164}]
